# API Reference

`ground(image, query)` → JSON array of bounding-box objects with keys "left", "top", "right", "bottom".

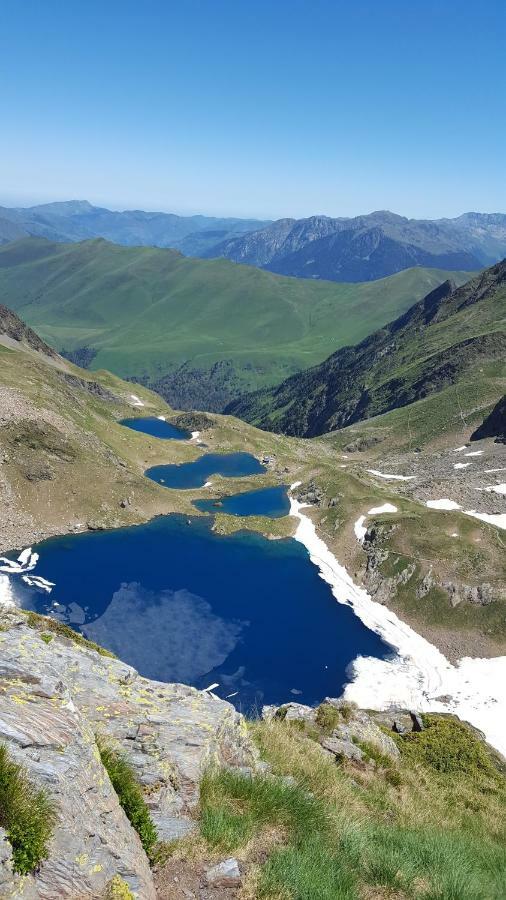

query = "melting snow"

[
  {"left": 367, "top": 469, "right": 415, "bottom": 481},
  {"left": 426, "top": 499, "right": 461, "bottom": 510},
  {"left": 130, "top": 394, "right": 144, "bottom": 407},
  {"left": 483, "top": 483, "right": 506, "bottom": 495},
  {"left": 452, "top": 446, "right": 467, "bottom": 452},
  {"left": 289, "top": 490, "right": 506, "bottom": 757},
  {"left": 354, "top": 516, "right": 367, "bottom": 542},
  {"left": 465, "top": 450, "right": 484, "bottom": 457},
  {"left": 464, "top": 511, "right": 506, "bottom": 529},
  {"left": 454, "top": 462, "right": 471, "bottom": 470},
  {"left": 157, "top": 415, "right": 166, "bottom": 421},
  {"left": 367, "top": 503, "right": 398, "bottom": 515}
]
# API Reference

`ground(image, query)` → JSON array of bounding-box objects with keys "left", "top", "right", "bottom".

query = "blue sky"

[{"left": 1, "top": 0, "right": 505, "bottom": 219}]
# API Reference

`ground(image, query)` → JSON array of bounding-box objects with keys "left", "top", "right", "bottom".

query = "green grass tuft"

[
  {"left": 98, "top": 740, "right": 157, "bottom": 858},
  {"left": 200, "top": 768, "right": 326, "bottom": 852},
  {"left": 0, "top": 743, "right": 56, "bottom": 875}
]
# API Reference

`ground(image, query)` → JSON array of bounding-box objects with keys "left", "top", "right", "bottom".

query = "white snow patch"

[
  {"left": 130, "top": 394, "right": 144, "bottom": 407},
  {"left": 354, "top": 516, "right": 367, "bottom": 542},
  {"left": 464, "top": 511, "right": 506, "bottom": 530},
  {"left": 203, "top": 481, "right": 212, "bottom": 488},
  {"left": 289, "top": 492, "right": 506, "bottom": 757},
  {"left": 452, "top": 446, "right": 467, "bottom": 452},
  {"left": 465, "top": 450, "right": 483, "bottom": 457},
  {"left": 454, "top": 462, "right": 471, "bottom": 470},
  {"left": 484, "top": 468, "right": 506, "bottom": 474},
  {"left": 157, "top": 415, "right": 166, "bottom": 421},
  {"left": 367, "top": 503, "right": 398, "bottom": 515},
  {"left": 426, "top": 499, "right": 461, "bottom": 510},
  {"left": 290, "top": 481, "right": 302, "bottom": 489},
  {"left": 0, "top": 575, "right": 15, "bottom": 608},
  {"left": 190, "top": 431, "right": 200, "bottom": 441},
  {"left": 367, "top": 469, "right": 415, "bottom": 481},
  {"left": 483, "top": 483, "right": 506, "bottom": 495},
  {"left": 339, "top": 464, "right": 347, "bottom": 468}
]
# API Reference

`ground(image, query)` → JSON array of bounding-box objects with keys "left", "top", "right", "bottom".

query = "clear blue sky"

[{"left": 1, "top": 0, "right": 505, "bottom": 219}]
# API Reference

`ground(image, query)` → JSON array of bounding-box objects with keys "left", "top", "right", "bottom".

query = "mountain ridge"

[
  {"left": 226, "top": 260, "right": 506, "bottom": 436},
  {"left": 205, "top": 210, "right": 506, "bottom": 282},
  {"left": 2, "top": 201, "right": 506, "bottom": 283}
]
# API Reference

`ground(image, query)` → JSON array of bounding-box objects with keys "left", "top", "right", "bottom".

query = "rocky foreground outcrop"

[{"left": 0, "top": 607, "right": 258, "bottom": 898}]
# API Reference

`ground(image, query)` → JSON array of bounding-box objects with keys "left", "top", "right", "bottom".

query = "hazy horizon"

[{"left": 1, "top": 194, "right": 505, "bottom": 224}]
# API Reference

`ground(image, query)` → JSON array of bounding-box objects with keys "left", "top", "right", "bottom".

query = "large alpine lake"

[{"left": 10, "top": 514, "right": 390, "bottom": 711}]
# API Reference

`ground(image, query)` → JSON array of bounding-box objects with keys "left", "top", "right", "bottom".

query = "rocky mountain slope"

[
  {"left": 205, "top": 210, "right": 506, "bottom": 281},
  {"left": 227, "top": 260, "right": 506, "bottom": 436},
  {"left": 0, "top": 604, "right": 257, "bottom": 898},
  {"left": 0, "top": 200, "right": 266, "bottom": 256},
  {"left": 0, "top": 237, "right": 470, "bottom": 411}
]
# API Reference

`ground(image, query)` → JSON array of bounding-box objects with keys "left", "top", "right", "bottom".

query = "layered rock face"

[{"left": 0, "top": 607, "right": 257, "bottom": 898}]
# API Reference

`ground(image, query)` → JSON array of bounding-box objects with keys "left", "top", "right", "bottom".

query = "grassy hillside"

[
  {"left": 161, "top": 709, "right": 506, "bottom": 900},
  {"left": 229, "top": 262, "right": 506, "bottom": 436},
  {"left": 0, "top": 237, "right": 473, "bottom": 410}
]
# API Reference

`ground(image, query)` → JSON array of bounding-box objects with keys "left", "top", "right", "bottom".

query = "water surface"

[
  {"left": 120, "top": 417, "right": 189, "bottom": 440},
  {"left": 146, "top": 452, "right": 265, "bottom": 489},
  {"left": 10, "top": 515, "right": 390, "bottom": 711},
  {"left": 194, "top": 485, "right": 290, "bottom": 518}
]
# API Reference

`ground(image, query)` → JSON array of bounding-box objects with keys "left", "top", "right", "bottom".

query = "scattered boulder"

[
  {"left": 295, "top": 480, "right": 324, "bottom": 506},
  {"left": 320, "top": 736, "right": 364, "bottom": 763},
  {"left": 343, "top": 435, "right": 383, "bottom": 453},
  {"left": 205, "top": 858, "right": 241, "bottom": 888}
]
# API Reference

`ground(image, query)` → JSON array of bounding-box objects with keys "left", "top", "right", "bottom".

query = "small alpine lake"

[
  {"left": 146, "top": 452, "right": 266, "bottom": 489},
  {"left": 119, "top": 416, "right": 190, "bottom": 440},
  {"left": 193, "top": 485, "right": 290, "bottom": 518},
  {"left": 9, "top": 514, "right": 391, "bottom": 712}
]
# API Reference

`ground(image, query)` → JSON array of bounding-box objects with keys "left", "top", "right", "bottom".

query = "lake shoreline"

[{"left": 289, "top": 487, "right": 506, "bottom": 758}]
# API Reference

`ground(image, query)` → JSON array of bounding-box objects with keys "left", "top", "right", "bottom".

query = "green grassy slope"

[
  {"left": 229, "top": 261, "right": 506, "bottom": 435},
  {"left": 0, "top": 237, "right": 472, "bottom": 409}
]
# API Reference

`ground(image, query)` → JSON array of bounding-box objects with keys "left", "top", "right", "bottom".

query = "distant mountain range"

[
  {"left": 227, "top": 260, "right": 506, "bottom": 436},
  {"left": 205, "top": 211, "right": 506, "bottom": 282},
  {"left": 0, "top": 237, "right": 472, "bottom": 411},
  {"left": 0, "top": 200, "right": 267, "bottom": 256},
  {"left": 1, "top": 201, "right": 506, "bottom": 283}
]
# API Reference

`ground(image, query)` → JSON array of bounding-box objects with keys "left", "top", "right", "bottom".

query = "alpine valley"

[{"left": 0, "top": 213, "right": 505, "bottom": 900}]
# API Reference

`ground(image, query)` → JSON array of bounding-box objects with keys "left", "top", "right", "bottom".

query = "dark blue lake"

[
  {"left": 120, "top": 417, "right": 189, "bottom": 440},
  {"left": 194, "top": 485, "right": 290, "bottom": 518},
  {"left": 146, "top": 452, "right": 266, "bottom": 490},
  {"left": 9, "top": 516, "right": 390, "bottom": 711}
]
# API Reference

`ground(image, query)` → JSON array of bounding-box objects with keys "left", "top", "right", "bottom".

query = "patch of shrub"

[
  {"left": 98, "top": 741, "right": 157, "bottom": 858},
  {"left": 398, "top": 715, "right": 498, "bottom": 777},
  {"left": 315, "top": 703, "right": 341, "bottom": 732},
  {"left": 0, "top": 743, "right": 56, "bottom": 874}
]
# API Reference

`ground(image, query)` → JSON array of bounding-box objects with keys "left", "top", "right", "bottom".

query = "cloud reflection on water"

[{"left": 81, "top": 581, "right": 246, "bottom": 682}]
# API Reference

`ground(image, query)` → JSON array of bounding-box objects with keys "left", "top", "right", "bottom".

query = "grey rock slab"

[
  {"left": 321, "top": 737, "right": 364, "bottom": 762},
  {"left": 0, "top": 607, "right": 259, "bottom": 897},
  {"left": 205, "top": 858, "right": 241, "bottom": 887}
]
